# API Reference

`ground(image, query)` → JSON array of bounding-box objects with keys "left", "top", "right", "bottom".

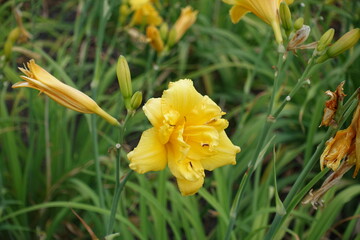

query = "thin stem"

[
  {"left": 264, "top": 95, "right": 359, "bottom": 239},
  {"left": 106, "top": 113, "right": 132, "bottom": 235},
  {"left": 225, "top": 52, "right": 317, "bottom": 239},
  {"left": 44, "top": 97, "right": 52, "bottom": 194}
]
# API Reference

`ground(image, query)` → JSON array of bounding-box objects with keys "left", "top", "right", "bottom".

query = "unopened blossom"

[
  {"left": 12, "top": 60, "right": 119, "bottom": 126},
  {"left": 223, "top": 0, "right": 294, "bottom": 44},
  {"left": 130, "top": 0, "right": 162, "bottom": 26},
  {"left": 146, "top": 25, "right": 164, "bottom": 52},
  {"left": 172, "top": 6, "right": 198, "bottom": 43},
  {"left": 127, "top": 79, "right": 240, "bottom": 196}
]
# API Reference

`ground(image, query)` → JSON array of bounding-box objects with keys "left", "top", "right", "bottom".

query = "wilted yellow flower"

[
  {"left": 146, "top": 25, "right": 164, "bottom": 52},
  {"left": 12, "top": 60, "right": 119, "bottom": 126},
  {"left": 172, "top": 6, "right": 198, "bottom": 43},
  {"left": 320, "top": 97, "right": 360, "bottom": 177},
  {"left": 127, "top": 79, "right": 240, "bottom": 196},
  {"left": 223, "top": 0, "right": 294, "bottom": 44},
  {"left": 319, "top": 82, "right": 345, "bottom": 127},
  {"left": 130, "top": 0, "right": 162, "bottom": 26}
]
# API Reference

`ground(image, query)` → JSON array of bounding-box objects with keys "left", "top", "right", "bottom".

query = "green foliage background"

[{"left": 0, "top": 0, "right": 360, "bottom": 239}]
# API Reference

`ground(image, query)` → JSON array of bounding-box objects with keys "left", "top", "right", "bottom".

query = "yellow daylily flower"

[
  {"left": 127, "top": 79, "right": 241, "bottom": 196},
  {"left": 223, "top": 0, "right": 294, "bottom": 44},
  {"left": 172, "top": 6, "right": 198, "bottom": 43},
  {"left": 130, "top": 0, "right": 162, "bottom": 26},
  {"left": 12, "top": 59, "right": 119, "bottom": 126}
]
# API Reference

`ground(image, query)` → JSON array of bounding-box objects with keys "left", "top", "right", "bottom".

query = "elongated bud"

[
  {"left": 8, "top": 28, "right": 21, "bottom": 42},
  {"left": 130, "top": 91, "right": 143, "bottom": 110},
  {"left": 327, "top": 28, "right": 360, "bottom": 57},
  {"left": 317, "top": 28, "right": 335, "bottom": 51},
  {"left": 146, "top": 25, "right": 164, "bottom": 52},
  {"left": 116, "top": 56, "right": 133, "bottom": 108},
  {"left": 316, "top": 28, "right": 360, "bottom": 63},
  {"left": 159, "top": 23, "right": 169, "bottom": 42},
  {"left": 294, "top": 17, "right": 304, "bottom": 31},
  {"left": 280, "top": 2, "right": 292, "bottom": 34},
  {"left": 167, "top": 27, "right": 177, "bottom": 47}
]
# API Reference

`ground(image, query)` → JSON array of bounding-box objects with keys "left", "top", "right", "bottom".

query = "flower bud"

[
  {"left": 294, "top": 17, "right": 304, "bottom": 31},
  {"left": 130, "top": 91, "right": 143, "bottom": 110},
  {"left": 280, "top": 2, "right": 292, "bottom": 34},
  {"left": 159, "top": 22, "right": 169, "bottom": 42},
  {"left": 8, "top": 28, "right": 21, "bottom": 43},
  {"left": 293, "top": 17, "right": 304, "bottom": 31},
  {"left": 317, "top": 28, "right": 335, "bottom": 51},
  {"left": 167, "top": 27, "right": 177, "bottom": 48},
  {"left": 116, "top": 55, "right": 133, "bottom": 101},
  {"left": 316, "top": 28, "right": 360, "bottom": 63},
  {"left": 327, "top": 28, "right": 360, "bottom": 57},
  {"left": 146, "top": 25, "right": 164, "bottom": 52}
]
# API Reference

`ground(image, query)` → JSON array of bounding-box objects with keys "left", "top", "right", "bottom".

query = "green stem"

[
  {"left": 264, "top": 94, "right": 359, "bottom": 239},
  {"left": 106, "top": 113, "right": 132, "bottom": 235},
  {"left": 225, "top": 53, "right": 317, "bottom": 240}
]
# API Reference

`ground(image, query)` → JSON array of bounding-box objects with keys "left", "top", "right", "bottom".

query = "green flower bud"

[
  {"left": 8, "top": 28, "right": 21, "bottom": 43},
  {"left": 280, "top": 2, "right": 292, "bottom": 34},
  {"left": 293, "top": 17, "right": 304, "bottom": 31},
  {"left": 317, "top": 28, "right": 335, "bottom": 52},
  {"left": 116, "top": 55, "right": 133, "bottom": 100},
  {"left": 316, "top": 28, "right": 360, "bottom": 63},
  {"left": 159, "top": 23, "right": 169, "bottom": 42},
  {"left": 167, "top": 28, "right": 177, "bottom": 48},
  {"left": 327, "top": 28, "right": 360, "bottom": 57},
  {"left": 130, "top": 91, "right": 143, "bottom": 110}
]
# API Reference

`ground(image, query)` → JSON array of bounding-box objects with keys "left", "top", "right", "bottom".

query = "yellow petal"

[
  {"left": 229, "top": 5, "right": 249, "bottom": 24},
  {"left": 27, "top": 59, "right": 62, "bottom": 86},
  {"left": 162, "top": 79, "right": 203, "bottom": 117},
  {"left": 201, "top": 131, "right": 240, "bottom": 170},
  {"left": 127, "top": 128, "right": 167, "bottom": 174},
  {"left": 186, "top": 96, "right": 225, "bottom": 126},
  {"left": 176, "top": 176, "right": 204, "bottom": 196},
  {"left": 143, "top": 98, "right": 163, "bottom": 127}
]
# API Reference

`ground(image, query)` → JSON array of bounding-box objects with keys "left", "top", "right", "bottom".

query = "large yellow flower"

[
  {"left": 223, "top": 0, "right": 294, "bottom": 44},
  {"left": 127, "top": 79, "right": 240, "bottom": 195},
  {"left": 12, "top": 59, "right": 119, "bottom": 126}
]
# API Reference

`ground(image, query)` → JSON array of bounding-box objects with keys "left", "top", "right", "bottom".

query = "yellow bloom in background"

[
  {"left": 130, "top": 0, "right": 162, "bottom": 26},
  {"left": 12, "top": 60, "right": 119, "bottom": 126},
  {"left": 146, "top": 25, "right": 164, "bottom": 52},
  {"left": 223, "top": 0, "right": 294, "bottom": 44},
  {"left": 127, "top": 79, "right": 240, "bottom": 196},
  {"left": 172, "top": 6, "right": 198, "bottom": 43}
]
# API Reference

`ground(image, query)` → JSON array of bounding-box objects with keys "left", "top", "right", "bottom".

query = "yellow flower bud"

[
  {"left": 167, "top": 28, "right": 177, "bottom": 48},
  {"left": 317, "top": 28, "right": 335, "bottom": 52},
  {"left": 116, "top": 55, "right": 133, "bottom": 101},
  {"left": 146, "top": 25, "right": 164, "bottom": 52},
  {"left": 130, "top": 91, "right": 143, "bottom": 110},
  {"left": 280, "top": 2, "right": 292, "bottom": 34},
  {"left": 293, "top": 17, "right": 304, "bottom": 31},
  {"left": 327, "top": 28, "right": 360, "bottom": 57},
  {"left": 172, "top": 6, "right": 198, "bottom": 43}
]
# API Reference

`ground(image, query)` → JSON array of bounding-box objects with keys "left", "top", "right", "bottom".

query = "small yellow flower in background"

[
  {"left": 223, "top": 0, "right": 294, "bottom": 44},
  {"left": 12, "top": 60, "right": 120, "bottom": 126},
  {"left": 172, "top": 6, "right": 198, "bottom": 43},
  {"left": 127, "top": 79, "right": 240, "bottom": 196},
  {"left": 146, "top": 25, "right": 164, "bottom": 52},
  {"left": 130, "top": 0, "right": 162, "bottom": 26},
  {"left": 320, "top": 91, "right": 360, "bottom": 178}
]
